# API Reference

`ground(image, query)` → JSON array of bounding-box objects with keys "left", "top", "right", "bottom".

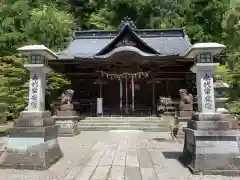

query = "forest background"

[{"left": 1, "top": 0, "right": 240, "bottom": 120}]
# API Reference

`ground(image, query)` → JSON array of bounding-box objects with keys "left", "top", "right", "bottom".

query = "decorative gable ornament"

[
  {"left": 119, "top": 17, "right": 136, "bottom": 30},
  {"left": 116, "top": 38, "right": 136, "bottom": 47}
]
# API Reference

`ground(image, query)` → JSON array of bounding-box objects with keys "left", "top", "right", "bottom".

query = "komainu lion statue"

[
  {"left": 179, "top": 89, "right": 193, "bottom": 111},
  {"left": 59, "top": 89, "right": 74, "bottom": 111},
  {"left": 60, "top": 89, "right": 74, "bottom": 105}
]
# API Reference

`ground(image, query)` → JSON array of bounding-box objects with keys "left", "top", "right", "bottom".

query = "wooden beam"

[
  {"left": 175, "top": 59, "right": 194, "bottom": 62},
  {"left": 155, "top": 78, "right": 184, "bottom": 80},
  {"left": 69, "top": 77, "right": 185, "bottom": 81},
  {"left": 66, "top": 71, "right": 192, "bottom": 76}
]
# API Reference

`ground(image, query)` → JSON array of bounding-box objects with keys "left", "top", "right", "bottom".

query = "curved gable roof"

[
  {"left": 96, "top": 23, "right": 159, "bottom": 56},
  {"left": 57, "top": 23, "right": 192, "bottom": 60}
]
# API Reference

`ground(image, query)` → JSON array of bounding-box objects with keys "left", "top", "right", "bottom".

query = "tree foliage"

[
  {"left": 25, "top": 5, "right": 75, "bottom": 50},
  {"left": 0, "top": 1, "right": 75, "bottom": 119},
  {"left": 0, "top": 56, "right": 29, "bottom": 118},
  {"left": 221, "top": 0, "right": 240, "bottom": 114}
]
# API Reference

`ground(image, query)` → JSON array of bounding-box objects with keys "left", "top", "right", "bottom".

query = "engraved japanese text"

[{"left": 203, "top": 73, "right": 213, "bottom": 110}]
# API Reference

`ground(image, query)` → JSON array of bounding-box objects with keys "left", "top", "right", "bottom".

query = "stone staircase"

[{"left": 77, "top": 116, "right": 170, "bottom": 132}]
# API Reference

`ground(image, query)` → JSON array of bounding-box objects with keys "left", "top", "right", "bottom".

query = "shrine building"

[
  {"left": 20, "top": 20, "right": 224, "bottom": 117},
  {"left": 8, "top": 19, "right": 237, "bottom": 174}
]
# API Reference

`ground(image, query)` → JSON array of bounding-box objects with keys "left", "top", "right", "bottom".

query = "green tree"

[
  {"left": 0, "top": 56, "right": 29, "bottom": 119},
  {"left": 183, "top": 0, "right": 228, "bottom": 43},
  {"left": 87, "top": 0, "right": 187, "bottom": 29},
  {"left": 0, "top": 2, "right": 75, "bottom": 118},
  {"left": 0, "top": 0, "right": 75, "bottom": 55},
  {"left": 0, "top": 55, "right": 71, "bottom": 119},
  {"left": 0, "top": 0, "right": 30, "bottom": 55},
  {"left": 222, "top": 0, "right": 240, "bottom": 114},
  {"left": 25, "top": 5, "right": 75, "bottom": 50}
]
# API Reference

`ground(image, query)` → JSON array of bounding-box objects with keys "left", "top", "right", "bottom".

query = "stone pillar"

[
  {"left": 0, "top": 47, "right": 62, "bottom": 170},
  {"left": 26, "top": 64, "right": 48, "bottom": 112},
  {"left": 195, "top": 63, "right": 217, "bottom": 114},
  {"left": 179, "top": 43, "right": 240, "bottom": 175}
]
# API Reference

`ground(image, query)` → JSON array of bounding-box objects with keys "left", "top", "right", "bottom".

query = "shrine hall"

[
  {"left": 20, "top": 20, "right": 224, "bottom": 117},
  {"left": 45, "top": 20, "right": 198, "bottom": 116},
  {"left": 10, "top": 18, "right": 237, "bottom": 174}
]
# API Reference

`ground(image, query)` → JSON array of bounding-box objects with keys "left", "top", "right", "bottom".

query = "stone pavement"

[{"left": 0, "top": 131, "right": 239, "bottom": 180}]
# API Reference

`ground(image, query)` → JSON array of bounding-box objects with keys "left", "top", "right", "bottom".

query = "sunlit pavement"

[{"left": 0, "top": 131, "right": 238, "bottom": 180}]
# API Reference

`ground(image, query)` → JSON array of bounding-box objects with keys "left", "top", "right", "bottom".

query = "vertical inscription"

[
  {"left": 30, "top": 73, "right": 39, "bottom": 109},
  {"left": 203, "top": 72, "right": 213, "bottom": 110}
]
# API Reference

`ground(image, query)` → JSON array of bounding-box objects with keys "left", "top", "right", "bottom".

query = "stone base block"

[
  {"left": 0, "top": 111, "right": 63, "bottom": 170},
  {"left": 188, "top": 120, "right": 239, "bottom": 131},
  {"left": 179, "top": 128, "right": 240, "bottom": 175},
  {"left": 56, "top": 110, "right": 78, "bottom": 117},
  {"left": 0, "top": 138, "right": 63, "bottom": 170},
  {"left": 179, "top": 104, "right": 193, "bottom": 111},
  {"left": 59, "top": 104, "right": 73, "bottom": 111},
  {"left": 178, "top": 111, "right": 193, "bottom": 117},
  {"left": 15, "top": 111, "right": 54, "bottom": 127},
  {"left": 192, "top": 112, "right": 222, "bottom": 121},
  {"left": 53, "top": 116, "right": 80, "bottom": 137}
]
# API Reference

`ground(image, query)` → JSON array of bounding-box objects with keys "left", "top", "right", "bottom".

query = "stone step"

[
  {"left": 78, "top": 122, "right": 169, "bottom": 127},
  {"left": 80, "top": 117, "right": 166, "bottom": 122},
  {"left": 78, "top": 125, "right": 169, "bottom": 132},
  {"left": 77, "top": 116, "right": 170, "bottom": 132},
  {"left": 78, "top": 120, "right": 169, "bottom": 124},
  {"left": 82, "top": 117, "right": 162, "bottom": 121}
]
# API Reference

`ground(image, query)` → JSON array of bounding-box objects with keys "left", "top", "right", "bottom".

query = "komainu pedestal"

[
  {"left": 179, "top": 113, "right": 240, "bottom": 175},
  {"left": 0, "top": 111, "right": 63, "bottom": 170},
  {"left": 52, "top": 89, "right": 80, "bottom": 136}
]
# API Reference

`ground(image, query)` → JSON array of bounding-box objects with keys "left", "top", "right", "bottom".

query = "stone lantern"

[
  {"left": 214, "top": 73, "right": 229, "bottom": 114},
  {"left": 179, "top": 43, "right": 240, "bottom": 175},
  {"left": 0, "top": 45, "right": 63, "bottom": 170}
]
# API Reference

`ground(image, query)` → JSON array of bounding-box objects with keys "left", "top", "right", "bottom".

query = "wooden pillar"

[
  {"left": 125, "top": 77, "right": 128, "bottom": 109},
  {"left": 152, "top": 83, "right": 156, "bottom": 116},
  {"left": 99, "top": 82, "right": 102, "bottom": 98},
  {"left": 152, "top": 83, "right": 155, "bottom": 109},
  {"left": 131, "top": 76, "right": 134, "bottom": 111},
  {"left": 120, "top": 78, "right": 123, "bottom": 112},
  {"left": 166, "top": 73, "right": 169, "bottom": 97}
]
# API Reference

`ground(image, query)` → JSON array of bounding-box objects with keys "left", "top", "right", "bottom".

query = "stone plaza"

[{"left": 0, "top": 131, "right": 239, "bottom": 180}]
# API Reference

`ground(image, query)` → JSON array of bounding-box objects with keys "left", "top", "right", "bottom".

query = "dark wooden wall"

[{"left": 49, "top": 58, "right": 195, "bottom": 115}]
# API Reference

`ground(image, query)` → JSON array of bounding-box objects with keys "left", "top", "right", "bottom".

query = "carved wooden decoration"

[{"left": 116, "top": 38, "right": 136, "bottom": 47}]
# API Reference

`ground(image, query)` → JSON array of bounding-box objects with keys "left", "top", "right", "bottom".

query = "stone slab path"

[{"left": 0, "top": 131, "right": 239, "bottom": 180}]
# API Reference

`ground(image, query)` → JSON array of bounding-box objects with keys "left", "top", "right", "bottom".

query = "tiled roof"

[{"left": 56, "top": 24, "right": 192, "bottom": 60}]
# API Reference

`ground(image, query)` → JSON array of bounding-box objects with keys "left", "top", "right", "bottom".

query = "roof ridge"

[{"left": 73, "top": 27, "right": 187, "bottom": 39}]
